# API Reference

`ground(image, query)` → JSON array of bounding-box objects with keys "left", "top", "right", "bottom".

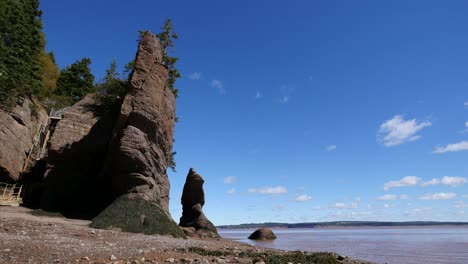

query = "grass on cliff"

[
  {"left": 188, "top": 247, "right": 341, "bottom": 264},
  {"left": 91, "top": 195, "right": 186, "bottom": 238}
]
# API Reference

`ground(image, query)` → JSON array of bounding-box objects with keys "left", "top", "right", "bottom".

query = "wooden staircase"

[
  {"left": 0, "top": 182, "right": 23, "bottom": 207},
  {"left": 22, "top": 107, "right": 68, "bottom": 172}
]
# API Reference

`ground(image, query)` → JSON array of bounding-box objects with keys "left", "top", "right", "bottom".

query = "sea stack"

[
  {"left": 179, "top": 168, "right": 219, "bottom": 238},
  {"left": 91, "top": 32, "right": 184, "bottom": 238},
  {"left": 248, "top": 228, "right": 277, "bottom": 240}
]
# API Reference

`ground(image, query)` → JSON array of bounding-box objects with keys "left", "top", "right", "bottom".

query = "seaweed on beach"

[
  {"left": 91, "top": 195, "right": 186, "bottom": 238},
  {"left": 188, "top": 247, "right": 340, "bottom": 264}
]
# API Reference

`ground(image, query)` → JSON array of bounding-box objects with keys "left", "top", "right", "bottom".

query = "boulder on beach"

[{"left": 248, "top": 228, "right": 277, "bottom": 240}]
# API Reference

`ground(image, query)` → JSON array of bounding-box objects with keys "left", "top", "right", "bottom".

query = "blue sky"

[{"left": 40, "top": 0, "right": 468, "bottom": 225}]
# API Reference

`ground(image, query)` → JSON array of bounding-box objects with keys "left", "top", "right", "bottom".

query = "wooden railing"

[{"left": 0, "top": 182, "right": 23, "bottom": 206}]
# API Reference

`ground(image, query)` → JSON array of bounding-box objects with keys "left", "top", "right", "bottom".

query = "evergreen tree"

[
  {"left": 55, "top": 58, "right": 95, "bottom": 103},
  {"left": 96, "top": 59, "right": 127, "bottom": 100},
  {"left": 0, "top": 0, "right": 45, "bottom": 107},
  {"left": 156, "top": 19, "right": 180, "bottom": 98}
]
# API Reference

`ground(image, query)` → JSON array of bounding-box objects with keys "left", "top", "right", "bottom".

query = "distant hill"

[{"left": 217, "top": 221, "right": 468, "bottom": 229}]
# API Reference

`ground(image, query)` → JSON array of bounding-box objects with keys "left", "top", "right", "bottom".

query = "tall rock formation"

[
  {"left": 40, "top": 94, "right": 119, "bottom": 217},
  {"left": 91, "top": 32, "right": 184, "bottom": 237},
  {"left": 179, "top": 168, "right": 219, "bottom": 238},
  {"left": 0, "top": 98, "right": 48, "bottom": 183}
]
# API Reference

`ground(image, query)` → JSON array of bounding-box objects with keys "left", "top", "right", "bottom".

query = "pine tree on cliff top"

[{"left": 156, "top": 19, "right": 180, "bottom": 98}]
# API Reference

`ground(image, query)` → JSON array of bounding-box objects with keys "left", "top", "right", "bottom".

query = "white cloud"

[
  {"left": 384, "top": 203, "right": 395, "bottom": 208},
  {"left": 248, "top": 186, "right": 288, "bottom": 195},
  {"left": 279, "top": 85, "right": 293, "bottom": 104},
  {"left": 421, "top": 178, "right": 440, "bottom": 187},
  {"left": 188, "top": 72, "right": 201, "bottom": 80},
  {"left": 226, "top": 188, "right": 236, "bottom": 195},
  {"left": 255, "top": 91, "right": 262, "bottom": 99},
  {"left": 295, "top": 194, "right": 312, "bottom": 202},
  {"left": 441, "top": 176, "right": 467, "bottom": 187},
  {"left": 465, "top": 121, "right": 468, "bottom": 131},
  {"left": 464, "top": 101, "right": 468, "bottom": 107},
  {"left": 326, "top": 145, "right": 337, "bottom": 152},
  {"left": 211, "top": 80, "right": 226, "bottom": 95},
  {"left": 378, "top": 115, "right": 431, "bottom": 147},
  {"left": 329, "top": 202, "right": 359, "bottom": 209},
  {"left": 433, "top": 141, "right": 468, "bottom": 154},
  {"left": 404, "top": 207, "right": 432, "bottom": 217},
  {"left": 223, "top": 176, "right": 236, "bottom": 184},
  {"left": 377, "top": 194, "right": 408, "bottom": 200},
  {"left": 419, "top": 192, "right": 457, "bottom": 200},
  {"left": 455, "top": 201, "right": 468, "bottom": 209},
  {"left": 311, "top": 205, "right": 321, "bottom": 210},
  {"left": 377, "top": 194, "right": 397, "bottom": 200},
  {"left": 420, "top": 176, "right": 466, "bottom": 187},
  {"left": 384, "top": 176, "right": 421, "bottom": 191}
]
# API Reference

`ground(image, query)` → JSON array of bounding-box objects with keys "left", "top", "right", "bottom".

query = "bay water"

[{"left": 219, "top": 227, "right": 468, "bottom": 264}]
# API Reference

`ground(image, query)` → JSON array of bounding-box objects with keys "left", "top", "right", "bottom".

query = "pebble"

[
  {"left": 110, "top": 254, "right": 117, "bottom": 260},
  {"left": 90, "top": 230, "right": 96, "bottom": 235},
  {"left": 165, "top": 258, "right": 175, "bottom": 263}
]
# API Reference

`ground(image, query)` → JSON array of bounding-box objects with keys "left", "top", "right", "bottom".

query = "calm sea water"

[{"left": 219, "top": 227, "right": 468, "bottom": 264}]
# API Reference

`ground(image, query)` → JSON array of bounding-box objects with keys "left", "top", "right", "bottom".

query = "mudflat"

[{"left": 0, "top": 206, "right": 372, "bottom": 264}]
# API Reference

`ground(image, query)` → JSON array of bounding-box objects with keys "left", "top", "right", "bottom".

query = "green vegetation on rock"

[{"left": 91, "top": 195, "right": 186, "bottom": 238}]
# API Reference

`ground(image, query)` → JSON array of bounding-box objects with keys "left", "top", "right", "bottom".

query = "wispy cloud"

[
  {"left": 377, "top": 194, "right": 408, "bottom": 200},
  {"left": 455, "top": 201, "right": 468, "bottom": 208},
  {"left": 464, "top": 101, "right": 468, "bottom": 107},
  {"left": 295, "top": 194, "right": 312, "bottom": 202},
  {"left": 404, "top": 207, "right": 432, "bottom": 217},
  {"left": 384, "top": 203, "right": 395, "bottom": 208},
  {"left": 255, "top": 91, "right": 262, "bottom": 99},
  {"left": 421, "top": 178, "right": 440, "bottom": 187},
  {"left": 227, "top": 188, "right": 236, "bottom": 195},
  {"left": 378, "top": 115, "right": 431, "bottom": 147},
  {"left": 329, "top": 202, "right": 359, "bottom": 209},
  {"left": 433, "top": 141, "right": 468, "bottom": 154},
  {"left": 188, "top": 72, "right": 201, "bottom": 80},
  {"left": 248, "top": 186, "right": 288, "bottom": 195},
  {"left": 419, "top": 192, "right": 457, "bottom": 200},
  {"left": 384, "top": 176, "right": 421, "bottom": 191},
  {"left": 223, "top": 176, "right": 236, "bottom": 184},
  {"left": 326, "top": 145, "right": 337, "bottom": 152},
  {"left": 279, "top": 85, "right": 293, "bottom": 104},
  {"left": 211, "top": 79, "right": 226, "bottom": 95}
]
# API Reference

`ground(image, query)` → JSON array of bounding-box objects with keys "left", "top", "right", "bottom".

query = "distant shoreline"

[{"left": 218, "top": 221, "right": 468, "bottom": 229}]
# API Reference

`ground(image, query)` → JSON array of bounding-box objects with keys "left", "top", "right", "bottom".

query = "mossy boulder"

[
  {"left": 91, "top": 195, "right": 186, "bottom": 238},
  {"left": 248, "top": 228, "right": 277, "bottom": 240}
]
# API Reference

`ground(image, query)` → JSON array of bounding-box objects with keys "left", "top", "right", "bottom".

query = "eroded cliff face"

[
  {"left": 0, "top": 99, "right": 48, "bottom": 183},
  {"left": 40, "top": 94, "right": 119, "bottom": 217},
  {"left": 102, "top": 32, "right": 176, "bottom": 212}
]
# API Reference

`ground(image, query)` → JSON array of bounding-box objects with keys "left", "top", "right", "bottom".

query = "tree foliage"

[
  {"left": 0, "top": 0, "right": 45, "bottom": 107},
  {"left": 96, "top": 59, "right": 127, "bottom": 102},
  {"left": 55, "top": 58, "right": 95, "bottom": 103},
  {"left": 39, "top": 51, "right": 59, "bottom": 96},
  {"left": 156, "top": 19, "right": 180, "bottom": 98}
]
